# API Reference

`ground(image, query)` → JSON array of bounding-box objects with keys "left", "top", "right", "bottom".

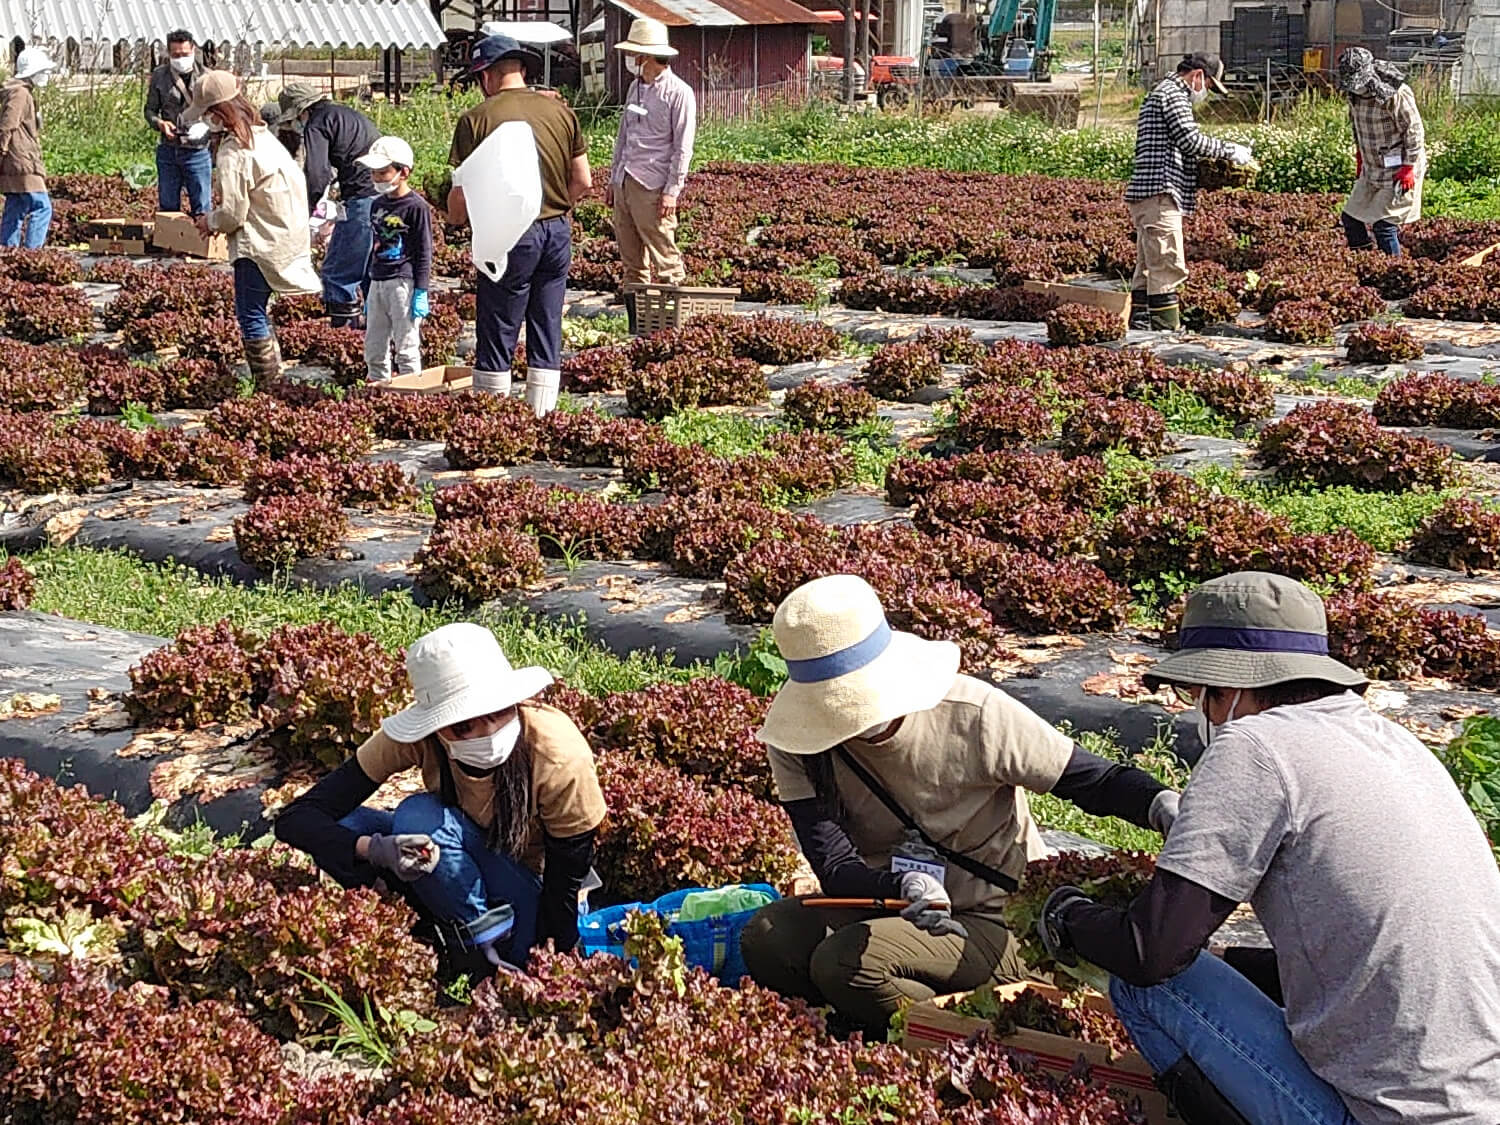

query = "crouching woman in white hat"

[
  {"left": 739, "top": 575, "right": 1179, "bottom": 1037},
  {"left": 276, "top": 623, "right": 606, "bottom": 974}
]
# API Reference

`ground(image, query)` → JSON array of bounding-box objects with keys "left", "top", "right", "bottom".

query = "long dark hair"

[
  {"left": 802, "top": 748, "right": 850, "bottom": 824},
  {"left": 435, "top": 723, "right": 535, "bottom": 857},
  {"left": 210, "top": 93, "right": 260, "bottom": 151}
]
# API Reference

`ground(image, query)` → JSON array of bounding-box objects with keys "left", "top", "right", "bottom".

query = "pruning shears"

[{"left": 803, "top": 897, "right": 906, "bottom": 911}]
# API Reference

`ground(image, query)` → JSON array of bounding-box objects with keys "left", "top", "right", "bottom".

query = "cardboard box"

[
  {"left": 1022, "top": 280, "right": 1132, "bottom": 325},
  {"left": 85, "top": 217, "right": 153, "bottom": 256},
  {"left": 384, "top": 366, "right": 474, "bottom": 394},
  {"left": 903, "top": 984, "right": 1175, "bottom": 1124},
  {"left": 151, "top": 211, "right": 228, "bottom": 260}
]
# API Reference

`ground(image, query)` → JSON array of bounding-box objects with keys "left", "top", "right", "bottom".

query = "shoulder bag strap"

[{"left": 834, "top": 745, "right": 1017, "bottom": 893}]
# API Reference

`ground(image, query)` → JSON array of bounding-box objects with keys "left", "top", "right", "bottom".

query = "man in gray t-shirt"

[{"left": 1038, "top": 572, "right": 1500, "bottom": 1125}]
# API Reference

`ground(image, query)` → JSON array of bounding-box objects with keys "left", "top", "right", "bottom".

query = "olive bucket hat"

[{"left": 1145, "top": 571, "right": 1367, "bottom": 692}]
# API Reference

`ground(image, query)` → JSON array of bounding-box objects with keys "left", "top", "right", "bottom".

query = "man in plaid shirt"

[
  {"left": 1125, "top": 52, "right": 1252, "bottom": 331},
  {"left": 1336, "top": 48, "right": 1425, "bottom": 256}
]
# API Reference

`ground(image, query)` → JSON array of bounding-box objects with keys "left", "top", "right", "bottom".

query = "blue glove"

[{"left": 411, "top": 288, "right": 429, "bottom": 320}]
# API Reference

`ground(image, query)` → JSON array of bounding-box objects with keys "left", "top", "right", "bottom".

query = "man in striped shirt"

[{"left": 1125, "top": 53, "right": 1251, "bottom": 331}]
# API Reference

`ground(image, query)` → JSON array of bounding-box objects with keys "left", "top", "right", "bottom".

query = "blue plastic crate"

[{"left": 578, "top": 884, "right": 778, "bottom": 984}]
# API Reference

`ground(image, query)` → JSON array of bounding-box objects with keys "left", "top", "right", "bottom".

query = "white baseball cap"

[
  {"left": 357, "top": 136, "right": 416, "bottom": 171},
  {"left": 15, "top": 47, "right": 56, "bottom": 81}
]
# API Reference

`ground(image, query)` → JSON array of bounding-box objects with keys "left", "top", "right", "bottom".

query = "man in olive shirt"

[{"left": 448, "top": 34, "right": 590, "bottom": 415}]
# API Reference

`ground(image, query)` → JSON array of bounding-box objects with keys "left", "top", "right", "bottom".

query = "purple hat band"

[{"left": 1177, "top": 626, "right": 1329, "bottom": 656}]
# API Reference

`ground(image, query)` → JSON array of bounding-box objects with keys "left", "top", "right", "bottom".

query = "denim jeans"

[
  {"left": 1110, "top": 953, "right": 1358, "bottom": 1125},
  {"left": 339, "top": 793, "right": 543, "bottom": 955},
  {"left": 156, "top": 143, "right": 212, "bottom": 215},
  {"left": 232, "top": 258, "right": 274, "bottom": 341},
  {"left": 1340, "top": 211, "right": 1402, "bottom": 256},
  {"left": 321, "top": 194, "right": 375, "bottom": 306},
  {"left": 474, "top": 215, "right": 571, "bottom": 374},
  {"left": 1, "top": 191, "right": 51, "bottom": 249}
]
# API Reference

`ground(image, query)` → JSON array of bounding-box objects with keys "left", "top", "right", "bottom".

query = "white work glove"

[
  {"left": 1149, "top": 790, "right": 1181, "bottom": 836},
  {"left": 899, "top": 871, "right": 968, "bottom": 939},
  {"left": 1228, "top": 143, "right": 1254, "bottom": 167},
  {"left": 184, "top": 121, "right": 211, "bottom": 144}
]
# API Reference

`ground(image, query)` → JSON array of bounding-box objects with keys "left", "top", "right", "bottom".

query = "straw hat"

[
  {"left": 614, "top": 17, "right": 678, "bottom": 58},
  {"left": 1145, "top": 572, "right": 1366, "bottom": 692},
  {"left": 757, "top": 575, "right": 959, "bottom": 755},
  {"left": 181, "top": 69, "right": 239, "bottom": 125},
  {"left": 381, "top": 623, "right": 553, "bottom": 744}
]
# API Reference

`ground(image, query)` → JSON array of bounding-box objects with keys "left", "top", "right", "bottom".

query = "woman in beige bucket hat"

[
  {"left": 741, "top": 574, "right": 1179, "bottom": 1037},
  {"left": 1037, "top": 572, "right": 1500, "bottom": 1125},
  {"left": 276, "top": 622, "right": 606, "bottom": 980}
]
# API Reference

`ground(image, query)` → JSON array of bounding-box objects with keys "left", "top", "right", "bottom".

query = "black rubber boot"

[
  {"left": 1129, "top": 288, "right": 1149, "bottom": 330},
  {"left": 1148, "top": 292, "right": 1181, "bottom": 332},
  {"left": 326, "top": 300, "right": 364, "bottom": 330},
  {"left": 1155, "top": 1057, "right": 1252, "bottom": 1125},
  {"left": 623, "top": 291, "right": 639, "bottom": 336}
]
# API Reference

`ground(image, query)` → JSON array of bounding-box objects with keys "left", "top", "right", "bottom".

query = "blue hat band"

[
  {"left": 785, "top": 620, "right": 893, "bottom": 684},
  {"left": 1178, "top": 626, "right": 1329, "bottom": 656}
]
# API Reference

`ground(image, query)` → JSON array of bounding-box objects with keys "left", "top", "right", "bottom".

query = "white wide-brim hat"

[
  {"left": 757, "top": 574, "right": 959, "bottom": 755},
  {"left": 614, "top": 16, "right": 678, "bottom": 57},
  {"left": 382, "top": 622, "right": 553, "bottom": 744}
]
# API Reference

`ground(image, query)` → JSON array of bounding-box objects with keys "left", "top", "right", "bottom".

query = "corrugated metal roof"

[
  {"left": 0, "top": 0, "right": 445, "bottom": 51},
  {"left": 610, "top": 0, "right": 821, "bottom": 28}
]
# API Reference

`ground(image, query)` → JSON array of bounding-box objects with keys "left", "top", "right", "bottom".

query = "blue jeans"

[
  {"left": 1110, "top": 953, "right": 1357, "bottom": 1125},
  {"left": 233, "top": 258, "right": 274, "bottom": 341},
  {"left": 156, "top": 143, "right": 212, "bottom": 215},
  {"left": 474, "top": 215, "right": 571, "bottom": 374},
  {"left": 321, "top": 194, "right": 374, "bottom": 307},
  {"left": 340, "top": 793, "right": 543, "bottom": 955},
  {"left": 1340, "top": 210, "right": 1402, "bottom": 256},
  {"left": 1, "top": 191, "right": 51, "bottom": 248}
]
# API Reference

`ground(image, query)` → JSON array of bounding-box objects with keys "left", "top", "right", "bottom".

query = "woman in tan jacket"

[
  {"left": 0, "top": 48, "right": 56, "bottom": 249},
  {"left": 181, "top": 70, "right": 319, "bottom": 386}
]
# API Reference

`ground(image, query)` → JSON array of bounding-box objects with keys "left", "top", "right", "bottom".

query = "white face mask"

[
  {"left": 170, "top": 55, "right": 196, "bottom": 75},
  {"left": 624, "top": 56, "right": 641, "bottom": 76},
  {"left": 30, "top": 72, "right": 49, "bottom": 88},
  {"left": 373, "top": 178, "right": 401, "bottom": 195},
  {"left": 1193, "top": 688, "right": 1242, "bottom": 748},
  {"left": 440, "top": 715, "right": 521, "bottom": 770}
]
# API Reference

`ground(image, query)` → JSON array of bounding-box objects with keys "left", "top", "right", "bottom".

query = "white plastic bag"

[{"left": 452, "top": 120, "right": 542, "bottom": 283}]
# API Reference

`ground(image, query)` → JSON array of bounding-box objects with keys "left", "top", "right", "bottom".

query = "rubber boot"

[
  {"left": 1129, "top": 288, "right": 1149, "bottom": 330},
  {"left": 1148, "top": 292, "right": 1181, "bottom": 332},
  {"left": 623, "top": 291, "right": 639, "bottom": 336},
  {"left": 472, "top": 369, "right": 512, "bottom": 396},
  {"left": 1154, "top": 1058, "right": 1252, "bottom": 1125},
  {"left": 242, "top": 335, "right": 282, "bottom": 389},
  {"left": 326, "top": 300, "right": 364, "bottom": 330},
  {"left": 525, "top": 368, "right": 561, "bottom": 417}
]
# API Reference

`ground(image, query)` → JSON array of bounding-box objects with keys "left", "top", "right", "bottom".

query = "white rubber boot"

[
  {"left": 472, "top": 369, "right": 512, "bottom": 396},
  {"left": 525, "top": 368, "right": 561, "bottom": 417}
]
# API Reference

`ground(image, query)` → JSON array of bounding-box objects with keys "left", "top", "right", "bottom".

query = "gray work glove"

[
  {"left": 899, "top": 870, "right": 969, "bottom": 939},
  {"left": 1036, "top": 885, "right": 1091, "bottom": 967},
  {"left": 1149, "top": 790, "right": 1181, "bottom": 836},
  {"left": 366, "top": 833, "right": 439, "bottom": 882}
]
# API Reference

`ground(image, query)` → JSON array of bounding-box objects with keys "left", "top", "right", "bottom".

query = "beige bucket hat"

[
  {"left": 757, "top": 575, "right": 960, "bottom": 755},
  {"left": 1145, "top": 571, "right": 1367, "bottom": 692},
  {"left": 615, "top": 17, "right": 678, "bottom": 58},
  {"left": 381, "top": 623, "right": 553, "bottom": 744}
]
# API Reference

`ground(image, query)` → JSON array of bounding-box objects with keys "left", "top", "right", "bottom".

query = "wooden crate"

[
  {"left": 903, "top": 984, "right": 1176, "bottom": 1124},
  {"left": 625, "top": 284, "right": 740, "bottom": 335},
  {"left": 85, "top": 217, "right": 153, "bottom": 256},
  {"left": 1022, "top": 280, "right": 1131, "bottom": 325},
  {"left": 383, "top": 365, "right": 474, "bottom": 394}
]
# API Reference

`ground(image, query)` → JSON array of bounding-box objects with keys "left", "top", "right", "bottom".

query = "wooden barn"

[{"left": 601, "top": 0, "right": 821, "bottom": 116}]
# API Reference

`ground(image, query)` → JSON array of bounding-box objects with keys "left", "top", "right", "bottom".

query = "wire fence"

[{"left": 698, "top": 74, "right": 813, "bottom": 122}]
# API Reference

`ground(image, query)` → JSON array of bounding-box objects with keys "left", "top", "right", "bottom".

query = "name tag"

[
  {"left": 891, "top": 853, "right": 946, "bottom": 883},
  {"left": 627, "top": 103, "right": 649, "bottom": 116},
  {"left": 1383, "top": 151, "right": 1402, "bottom": 168}
]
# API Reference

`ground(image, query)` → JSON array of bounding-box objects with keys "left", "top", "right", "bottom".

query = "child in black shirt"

[{"left": 356, "top": 135, "right": 433, "bottom": 381}]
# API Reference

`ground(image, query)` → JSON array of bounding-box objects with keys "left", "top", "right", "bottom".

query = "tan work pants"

[
  {"left": 739, "top": 894, "right": 1030, "bottom": 1037},
  {"left": 1128, "top": 193, "right": 1189, "bottom": 295},
  {"left": 612, "top": 174, "right": 686, "bottom": 286}
]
